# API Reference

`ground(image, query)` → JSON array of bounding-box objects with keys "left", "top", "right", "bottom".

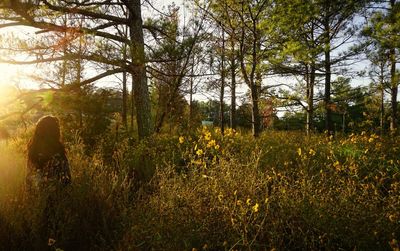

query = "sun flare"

[{"left": 0, "top": 63, "right": 18, "bottom": 86}]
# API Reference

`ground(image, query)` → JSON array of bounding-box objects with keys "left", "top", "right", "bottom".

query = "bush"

[{"left": 0, "top": 128, "right": 399, "bottom": 250}]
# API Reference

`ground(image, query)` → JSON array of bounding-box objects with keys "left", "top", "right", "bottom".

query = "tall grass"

[{"left": 0, "top": 128, "right": 399, "bottom": 250}]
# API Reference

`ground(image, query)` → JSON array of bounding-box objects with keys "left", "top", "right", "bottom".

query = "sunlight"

[
  {"left": 0, "top": 63, "right": 18, "bottom": 86},
  {"left": 0, "top": 64, "right": 18, "bottom": 107}
]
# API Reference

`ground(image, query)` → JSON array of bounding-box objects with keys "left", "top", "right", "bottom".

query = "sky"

[
  {"left": 0, "top": 0, "right": 187, "bottom": 89},
  {"left": 0, "top": 0, "right": 383, "bottom": 108}
]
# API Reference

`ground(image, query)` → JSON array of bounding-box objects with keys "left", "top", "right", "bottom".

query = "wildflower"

[
  {"left": 214, "top": 144, "right": 220, "bottom": 150},
  {"left": 389, "top": 214, "right": 396, "bottom": 222},
  {"left": 196, "top": 149, "right": 204, "bottom": 156},
  {"left": 48, "top": 238, "right": 56, "bottom": 246},
  {"left": 207, "top": 140, "right": 216, "bottom": 148},
  {"left": 333, "top": 161, "right": 340, "bottom": 167},
  {"left": 309, "top": 149, "right": 316, "bottom": 156},
  {"left": 252, "top": 203, "right": 259, "bottom": 213},
  {"left": 191, "top": 159, "right": 203, "bottom": 165},
  {"left": 389, "top": 239, "right": 399, "bottom": 251},
  {"left": 368, "top": 137, "right": 374, "bottom": 143},
  {"left": 246, "top": 198, "right": 251, "bottom": 205},
  {"left": 179, "top": 136, "right": 185, "bottom": 144},
  {"left": 297, "top": 148, "right": 302, "bottom": 156}
]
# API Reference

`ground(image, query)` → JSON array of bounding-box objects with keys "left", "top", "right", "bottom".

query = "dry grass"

[{"left": 0, "top": 127, "right": 399, "bottom": 250}]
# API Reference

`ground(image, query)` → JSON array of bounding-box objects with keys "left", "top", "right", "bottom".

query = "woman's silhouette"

[{"left": 26, "top": 116, "right": 71, "bottom": 190}]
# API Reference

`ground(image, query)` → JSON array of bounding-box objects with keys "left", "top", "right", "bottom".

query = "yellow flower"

[
  {"left": 246, "top": 198, "right": 251, "bottom": 205},
  {"left": 204, "top": 133, "right": 211, "bottom": 141},
  {"left": 179, "top": 136, "right": 185, "bottom": 144},
  {"left": 309, "top": 149, "right": 316, "bottom": 156},
  {"left": 214, "top": 144, "right": 220, "bottom": 150},
  {"left": 368, "top": 137, "right": 374, "bottom": 143},
  {"left": 196, "top": 149, "right": 204, "bottom": 156},
  {"left": 207, "top": 140, "right": 216, "bottom": 148},
  {"left": 225, "top": 128, "right": 236, "bottom": 137},
  {"left": 252, "top": 203, "right": 259, "bottom": 213},
  {"left": 333, "top": 161, "right": 340, "bottom": 167},
  {"left": 297, "top": 148, "right": 302, "bottom": 156}
]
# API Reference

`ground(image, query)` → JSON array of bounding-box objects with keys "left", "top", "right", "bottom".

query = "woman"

[{"left": 26, "top": 116, "right": 71, "bottom": 191}]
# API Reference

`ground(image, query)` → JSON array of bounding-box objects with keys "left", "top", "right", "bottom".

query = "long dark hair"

[{"left": 28, "top": 116, "right": 66, "bottom": 167}]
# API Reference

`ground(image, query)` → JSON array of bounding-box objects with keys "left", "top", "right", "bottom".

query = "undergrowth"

[{"left": 0, "top": 127, "right": 399, "bottom": 250}]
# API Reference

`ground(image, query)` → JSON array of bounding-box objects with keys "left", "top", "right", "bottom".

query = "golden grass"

[{"left": 0, "top": 128, "right": 399, "bottom": 250}]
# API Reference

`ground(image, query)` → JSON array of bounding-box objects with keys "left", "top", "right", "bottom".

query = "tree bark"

[
  {"left": 189, "top": 56, "right": 194, "bottom": 126},
  {"left": 122, "top": 41, "right": 128, "bottom": 128},
  {"left": 220, "top": 29, "right": 225, "bottom": 134},
  {"left": 389, "top": 47, "right": 397, "bottom": 132},
  {"left": 128, "top": 0, "right": 153, "bottom": 139},
  {"left": 380, "top": 60, "right": 385, "bottom": 134},
  {"left": 230, "top": 39, "right": 236, "bottom": 129},
  {"left": 306, "top": 63, "right": 315, "bottom": 136},
  {"left": 323, "top": 12, "right": 333, "bottom": 135}
]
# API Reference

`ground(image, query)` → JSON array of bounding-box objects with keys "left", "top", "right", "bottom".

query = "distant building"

[{"left": 201, "top": 120, "right": 213, "bottom": 126}]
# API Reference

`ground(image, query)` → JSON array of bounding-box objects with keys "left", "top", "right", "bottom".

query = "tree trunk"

[
  {"left": 130, "top": 81, "right": 135, "bottom": 131},
  {"left": 220, "top": 29, "right": 225, "bottom": 134},
  {"left": 230, "top": 51, "right": 236, "bottom": 129},
  {"left": 76, "top": 23, "right": 83, "bottom": 129},
  {"left": 390, "top": 47, "right": 397, "bottom": 132},
  {"left": 323, "top": 13, "right": 333, "bottom": 135},
  {"left": 122, "top": 71, "right": 127, "bottom": 128},
  {"left": 342, "top": 112, "right": 346, "bottom": 134},
  {"left": 238, "top": 1, "right": 261, "bottom": 137},
  {"left": 122, "top": 42, "right": 128, "bottom": 128},
  {"left": 306, "top": 63, "right": 315, "bottom": 136},
  {"left": 250, "top": 84, "right": 261, "bottom": 137},
  {"left": 189, "top": 56, "right": 194, "bottom": 126},
  {"left": 128, "top": 0, "right": 152, "bottom": 139},
  {"left": 380, "top": 60, "right": 385, "bottom": 135}
]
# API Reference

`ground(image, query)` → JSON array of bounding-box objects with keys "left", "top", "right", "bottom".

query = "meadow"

[{"left": 0, "top": 127, "right": 399, "bottom": 251}]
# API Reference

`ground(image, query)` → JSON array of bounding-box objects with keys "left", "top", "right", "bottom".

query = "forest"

[{"left": 0, "top": 0, "right": 399, "bottom": 250}]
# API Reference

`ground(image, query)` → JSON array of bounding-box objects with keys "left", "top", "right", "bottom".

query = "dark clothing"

[
  {"left": 26, "top": 151, "right": 71, "bottom": 250},
  {"left": 26, "top": 152, "right": 71, "bottom": 191}
]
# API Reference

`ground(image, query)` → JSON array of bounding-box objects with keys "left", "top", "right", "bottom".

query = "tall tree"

[
  {"left": 267, "top": 0, "right": 324, "bottom": 135},
  {"left": 364, "top": 0, "right": 399, "bottom": 132},
  {"left": 316, "top": 0, "right": 369, "bottom": 134},
  {"left": 0, "top": 0, "right": 153, "bottom": 139}
]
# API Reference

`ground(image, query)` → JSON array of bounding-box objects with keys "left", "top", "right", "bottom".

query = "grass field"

[{"left": 0, "top": 128, "right": 399, "bottom": 250}]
